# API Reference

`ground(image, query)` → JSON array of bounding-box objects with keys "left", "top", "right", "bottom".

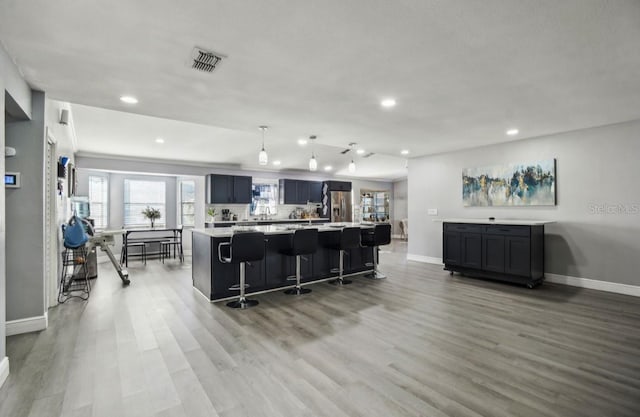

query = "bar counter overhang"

[{"left": 192, "top": 223, "right": 377, "bottom": 301}]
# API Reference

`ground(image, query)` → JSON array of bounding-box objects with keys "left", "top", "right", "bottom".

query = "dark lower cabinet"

[
  {"left": 482, "top": 235, "right": 506, "bottom": 273},
  {"left": 505, "top": 236, "right": 531, "bottom": 276},
  {"left": 443, "top": 222, "right": 545, "bottom": 288},
  {"left": 461, "top": 233, "right": 482, "bottom": 269},
  {"left": 443, "top": 231, "right": 462, "bottom": 265}
]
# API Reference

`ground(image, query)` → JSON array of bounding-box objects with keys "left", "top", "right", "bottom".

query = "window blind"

[
  {"left": 179, "top": 179, "right": 195, "bottom": 227},
  {"left": 88, "top": 175, "right": 108, "bottom": 229},
  {"left": 124, "top": 179, "right": 166, "bottom": 227}
]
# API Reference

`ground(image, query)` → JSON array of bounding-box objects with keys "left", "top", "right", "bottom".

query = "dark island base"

[
  {"left": 444, "top": 265, "right": 544, "bottom": 289},
  {"left": 193, "top": 230, "right": 375, "bottom": 301}
]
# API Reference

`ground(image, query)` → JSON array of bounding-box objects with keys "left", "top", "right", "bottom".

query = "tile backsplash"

[{"left": 206, "top": 203, "right": 322, "bottom": 221}]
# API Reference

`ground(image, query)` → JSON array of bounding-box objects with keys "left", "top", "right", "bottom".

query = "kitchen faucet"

[{"left": 260, "top": 206, "right": 271, "bottom": 221}]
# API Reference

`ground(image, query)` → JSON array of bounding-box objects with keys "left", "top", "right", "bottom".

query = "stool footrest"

[{"left": 229, "top": 283, "right": 250, "bottom": 291}]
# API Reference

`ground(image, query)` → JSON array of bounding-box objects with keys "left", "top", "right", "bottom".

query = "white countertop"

[
  {"left": 205, "top": 218, "right": 328, "bottom": 224},
  {"left": 194, "top": 222, "right": 374, "bottom": 237},
  {"left": 439, "top": 218, "right": 555, "bottom": 226}
]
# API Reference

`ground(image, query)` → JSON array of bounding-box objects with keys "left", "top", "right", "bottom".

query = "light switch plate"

[{"left": 427, "top": 208, "right": 438, "bottom": 216}]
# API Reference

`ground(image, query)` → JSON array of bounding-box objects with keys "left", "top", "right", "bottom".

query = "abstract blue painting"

[{"left": 463, "top": 159, "right": 556, "bottom": 206}]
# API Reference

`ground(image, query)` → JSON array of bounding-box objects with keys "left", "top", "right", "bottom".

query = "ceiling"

[{"left": 2, "top": 0, "right": 640, "bottom": 180}]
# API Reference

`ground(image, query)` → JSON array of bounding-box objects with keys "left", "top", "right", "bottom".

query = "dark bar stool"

[
  {"left": 326, "top": 226, "right": 361, "bottom": 285},
  {"left": 218, "top": 231, "right": 265, "bottom": 309},
  {"left": 280, "top": 228, "right": 318, "bottom": 295},
  {"left": 361, "top": 223, "right": 392, "bottom": 279}
]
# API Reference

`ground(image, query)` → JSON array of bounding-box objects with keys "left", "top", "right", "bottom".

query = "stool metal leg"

[
  {"left": 285, "top": 255, "right": 312, "bottom": 295},
  {"left": 329, "top": 250, "right": 352, "bottom": 285},
  {"left": 366, "top": 246, "right": 387, "bottom": 279},
  {"left": 227, "top": 262, "right": 259, "bottom": 309}
]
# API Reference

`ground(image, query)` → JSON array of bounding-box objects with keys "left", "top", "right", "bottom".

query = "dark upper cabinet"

[
  {"left": 308, "top": 181, "right": 322, "bottom": 203},
  {"left": 280, "top": 179, "right": 298, "bottom": 204},
  {"left": 325, "top": 180, "right": 352, "bottom": 192},
  {"left": 232, "top": 175, "right": 252, "bottom": 204},
  {"left": 206, "top": 174, "right": 252, "bottom": 204},
  {"left": 206, "top": 174, "right": 231, "bottom": 204},
  {"left": 297, "top": 181, "right": 310, "bottom": 204},
  {"left": 279, "top": 179, "right": 320, "bottom": 204}
]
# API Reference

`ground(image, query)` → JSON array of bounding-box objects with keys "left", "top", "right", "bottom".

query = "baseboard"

[
  {"left": 406, "top": 254, "right": 640, "bottom": 297},
  {"left": 0, "top": 357, "right": 9, "bottom": 388},
  {"left": 6, "top": 312, "right": 48, "bottom": 336},
  {"left": 407, "top": 254, "right": 443, "bottom": 265},
  {"left": 545, "top": 273, "right": 640, "bottom": 297}
]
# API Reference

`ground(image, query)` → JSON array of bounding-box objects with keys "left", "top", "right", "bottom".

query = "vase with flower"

[{"left": 142, "top": 206, "right": 161, "bottom": 228}]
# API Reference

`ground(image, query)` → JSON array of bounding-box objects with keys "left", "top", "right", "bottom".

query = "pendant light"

[
  {"left": 258, "top": 125, "right": 268, "bottom": 166},
  {"left": 348, "top": 142, "right": 356, "bottom": 173},
  {"left": 309, "top": 135, "right": 318, "bottom": 171}
]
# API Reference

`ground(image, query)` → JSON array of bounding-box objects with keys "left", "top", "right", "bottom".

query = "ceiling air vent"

[{"left": 191, "top": 47, "right": 226, "bottom": 73}]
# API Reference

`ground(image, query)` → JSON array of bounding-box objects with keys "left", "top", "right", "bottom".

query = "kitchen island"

[{"left": 192, "top": 223, "right": 376, "bottom": 301}]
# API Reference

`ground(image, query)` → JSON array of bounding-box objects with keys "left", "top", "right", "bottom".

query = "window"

[
  {"left": 88, "top": 175, "right": 108, "bottom": 229},
  {"left": 179, "top": 179, "right": 195, "bottom": 227},
  {"left": 124, "top": 179, "right": 166, "bottom": 228},
  {"left": 250, "top": 180, "right": 278, "bottom": 216}
]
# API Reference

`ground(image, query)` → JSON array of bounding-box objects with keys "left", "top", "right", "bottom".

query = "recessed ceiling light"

[
  {"left": 381, "top": 98, "right": 396, "bottom": 108},
  {"left": 272, "top": 160, "right": 281, "bottom": 166},
  {"left": 155, "top": 137, "right": 164, "bottom": 144},
  {"left": 324, "top": 165, "right": 333, "bottom": 171},
  {"left": 506, "top": 128, "right": 519, "bottom": 136},
  {"left": 120, "top": 95, "right": 138, "bottom": 104},
  {"left": 297, "top": 138, "right": 308, "bottom": 146},
  {"left": 356, "top": 149, "right": 365, "bottom": 155},
  {"left": 401, "top": 149, "right": 409, "bottom": 155}
]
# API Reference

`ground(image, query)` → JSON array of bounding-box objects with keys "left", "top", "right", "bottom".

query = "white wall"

[
  {"left": 408, "top": 119, "right": 640, "bottom": 286},
  {"left": 1, "top": 45, "right": 31, "bottom": 120},
  {"left": 392, "top": 179, "right": 408, "bottom": 235}
]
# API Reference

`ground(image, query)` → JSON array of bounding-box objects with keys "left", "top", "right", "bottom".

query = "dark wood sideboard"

[{"left": 442, "top": 221, "right": 547, "bottom": 288}]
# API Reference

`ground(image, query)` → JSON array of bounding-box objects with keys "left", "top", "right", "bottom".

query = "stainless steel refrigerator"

[
  {"left": 329, "top": 191, "right": 353, "bottom": 222},
  {"left": 321, "top": 181, "right": 354, "bottom": 222}
]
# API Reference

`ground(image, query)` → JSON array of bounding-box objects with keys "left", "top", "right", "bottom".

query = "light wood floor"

[{"left": 1, "top": 241, "right": 639, "bottom": 417}]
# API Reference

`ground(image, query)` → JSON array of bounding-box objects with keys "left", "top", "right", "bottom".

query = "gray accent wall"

[
  {"left": 2, "top": 44, "right": 38, "bottom": 366},
  {"left": 5, "top": 91, "right": 47, "bottom": 321},
  {"left": 408, "top": 119, "right": 640, "bottom": 286},
  {"left": 0, "top": 71, "right": 6, "bottom": 363}
]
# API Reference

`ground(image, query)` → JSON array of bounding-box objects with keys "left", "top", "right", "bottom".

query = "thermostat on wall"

[{"left": 5, "top": 172, "right": 21, "bottom": 188}]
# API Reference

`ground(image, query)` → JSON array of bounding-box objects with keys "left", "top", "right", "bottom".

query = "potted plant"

[
  {"left": 142, "top": 206, "right": 161, "bottom": 228},
  {"left": 207, "top": 207, "right": 217, "bottom": 222}
]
